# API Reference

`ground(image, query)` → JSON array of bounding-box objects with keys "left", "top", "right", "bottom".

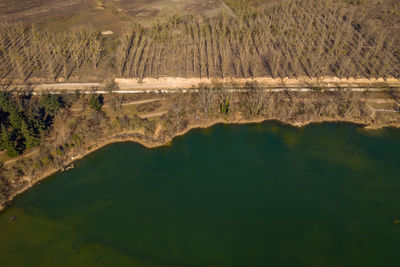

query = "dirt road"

[
  {"left": 4, "top": 76, "right": 400, "bottom": 93},
  {"left": 115, "top": 77, "right": 400, "bottom": 90}
]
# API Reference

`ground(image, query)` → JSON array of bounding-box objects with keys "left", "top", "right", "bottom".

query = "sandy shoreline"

[{"left": 1, "top": 116, "right": 399, "bottom": 212}]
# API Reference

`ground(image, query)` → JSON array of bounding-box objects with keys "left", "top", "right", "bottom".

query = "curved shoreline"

[{"left": 0, "top": 117, "right": 399, "bottom": 212}]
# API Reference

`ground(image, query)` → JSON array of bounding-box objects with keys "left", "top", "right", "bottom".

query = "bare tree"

[
  {"left": 197, "top": 83, "right": 217, "bottom": 117},
  {"left": 244, "top": 81, "right": 265, "bottom": 116}
]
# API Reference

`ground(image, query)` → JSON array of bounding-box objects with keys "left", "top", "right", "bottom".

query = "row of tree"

[
  {"left": 113, "top": 0, "right": 400, "bottom": 79},
  {"left": 0, "top": 25, "right": 103, "bottom": 81},
  {"left": 0, "top": 0, "right": 399, "bottom": 81}
]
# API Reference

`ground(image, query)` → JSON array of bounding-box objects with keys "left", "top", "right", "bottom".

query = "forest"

[
  {"left": 0, "top": 0, "right": 399, "bottom": 82},
  {"left": 0, "top": 91, "right": 106, "bottom": 157}
]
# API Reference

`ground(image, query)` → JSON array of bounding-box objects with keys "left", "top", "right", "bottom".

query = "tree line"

[{"left": 0, "top": 0, "right": 399, "bottom": 81}]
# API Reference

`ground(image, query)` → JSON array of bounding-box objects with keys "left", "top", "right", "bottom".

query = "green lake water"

[{"left": 1, "top": 122, "right": 400, "bottom": 266}]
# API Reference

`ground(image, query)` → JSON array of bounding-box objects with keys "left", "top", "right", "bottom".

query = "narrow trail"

[
  {"left": 370, "top": 108, "right": 399, "bottom": 113},
  {"left": 70, "top": 98, "right": 164, "bottom": 112},
  {"left": 13, "top": 87, "right": 400, "bottom": 95},
  {"left": 139, "top": 111, "right": 167, "bottom": 119},
  {"left": 4, "top": 148, "right": 39, "bottom": 165}
]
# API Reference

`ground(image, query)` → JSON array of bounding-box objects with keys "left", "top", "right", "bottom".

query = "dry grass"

[{"left": 0, "top": 0, "right": 230, "bottom": 31}]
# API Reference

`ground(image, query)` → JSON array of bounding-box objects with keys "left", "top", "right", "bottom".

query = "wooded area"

[
  {"left": 0, "top": 0, "right": 399, "bottom": 82},
  {"left": 1, "top": 82, "right": 400, "bottom": 207}
]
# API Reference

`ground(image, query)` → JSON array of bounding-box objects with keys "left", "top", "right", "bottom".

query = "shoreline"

[{"left": 1, "top": 116, "right": 399, "bottom": 213}]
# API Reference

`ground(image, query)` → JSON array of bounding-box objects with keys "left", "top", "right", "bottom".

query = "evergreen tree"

[
  {"left": 20, "top": 121, "right": 39, "bottom": 148},
  {"left": 0, "top": 126, "right": 20, "bottom": 157},
  {"left": 40, "top": 93, "right": 63, "bottom": 116},
  {"left": 89, "top": 94, "right": 103, "bottom": 111}
]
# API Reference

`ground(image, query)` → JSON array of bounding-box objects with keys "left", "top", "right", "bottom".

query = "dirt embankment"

[
  {"left": 115, "top": 76, "right": 400, "bottom": 90},
  {"left": 4, "top": 76, "right": 400, "bottom": 92}
]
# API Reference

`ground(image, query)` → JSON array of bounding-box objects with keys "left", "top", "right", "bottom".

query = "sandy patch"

[{"left": 115, "top": 76, "right": 400, "bottom": 90}]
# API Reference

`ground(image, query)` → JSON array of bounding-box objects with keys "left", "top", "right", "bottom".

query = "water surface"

[{"left": 1, "top": 122, "right": 400, "bottom": 266}]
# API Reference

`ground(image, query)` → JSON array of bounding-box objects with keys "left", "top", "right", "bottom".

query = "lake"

[{"left": 1, "top": 122, "right": 400, "bottom": 266}]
